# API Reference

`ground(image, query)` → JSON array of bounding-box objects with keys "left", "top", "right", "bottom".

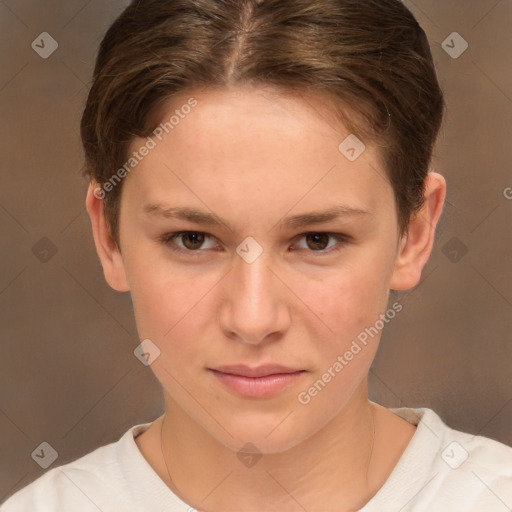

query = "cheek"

[
  {"left": 292, "top": 268, "right": 386, "bottom": 414},
  {"left": 129, "top": 275, "right": 212, "bottom": 396},
  {"left": 293, "top": 261, "right": 389, "bottom": 343},
  {"left": 124, "top": 240, "right": 219, "bottom": 339}
]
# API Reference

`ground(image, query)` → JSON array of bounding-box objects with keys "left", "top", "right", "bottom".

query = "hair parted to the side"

[{"left": 80, "top": 0, "right": 445, "bottom": 248}]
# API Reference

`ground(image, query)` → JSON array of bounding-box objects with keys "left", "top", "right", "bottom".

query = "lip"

[
  {"left": 212, "top": 364, "right": 303, "bottom": 378},
  {"left": 209, "top": 365, "right": 306, "bottom": 398}
]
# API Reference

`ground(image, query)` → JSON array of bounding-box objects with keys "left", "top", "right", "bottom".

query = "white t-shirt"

[{"left": 2, "top": 407, "right": 511, "bottom": 511}]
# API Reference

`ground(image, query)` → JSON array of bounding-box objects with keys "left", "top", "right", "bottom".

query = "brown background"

[{"left": 1, "top": 0, "right": 511, "bottom": 503}]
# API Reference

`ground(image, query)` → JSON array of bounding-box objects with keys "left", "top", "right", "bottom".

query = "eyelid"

[
  {"left": 159, "top": 231, "right": 219, "bottom": 255},
  {"left": 291, "top": 232, "right": 350, "bottom": 255},
  {"left": 160, "top": 230, "right": 350, "bottom": 256}
]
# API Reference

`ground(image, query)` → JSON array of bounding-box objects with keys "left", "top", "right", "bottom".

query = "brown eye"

[
  {"left": 160, "top": 231, "right": 217, "bottom": 254},
  {"left": 293, "top": 232, "right": 349, "bottom": 255},
  {"left": 180, "top": 232, "right": 206, "bottom": 250},
  {"left": 305, "top": 233, "right": 330, "bottom": 251}
]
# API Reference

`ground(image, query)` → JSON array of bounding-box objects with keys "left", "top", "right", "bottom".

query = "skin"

[{"left": 86, "top": 85, "right": 446, "bottom": 511}]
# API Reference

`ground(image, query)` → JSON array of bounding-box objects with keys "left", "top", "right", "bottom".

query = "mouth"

[{"left": 208, "top": 365, "right": 306, "bottom": 398}]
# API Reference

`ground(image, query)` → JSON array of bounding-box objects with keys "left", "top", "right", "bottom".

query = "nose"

[{"left": 217, "top": 247, "right": 291, "bottom": 346}]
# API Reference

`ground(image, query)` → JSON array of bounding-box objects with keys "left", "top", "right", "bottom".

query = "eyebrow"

[{"left": 142, "top": 203, "right": 372, "bottom": 231}]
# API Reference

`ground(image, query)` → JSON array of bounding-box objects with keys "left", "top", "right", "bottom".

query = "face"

[{"left": 113, "top": 86, "right": 404, "bottom": 453}]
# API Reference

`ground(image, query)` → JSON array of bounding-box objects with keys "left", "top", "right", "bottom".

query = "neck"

[{"left": 160, "top": 383, "right": 382, "bottom": 512}]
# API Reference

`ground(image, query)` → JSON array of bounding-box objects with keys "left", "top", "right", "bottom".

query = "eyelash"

[{"left": 158, "top": 231, "right": 350, "bottom": 257}]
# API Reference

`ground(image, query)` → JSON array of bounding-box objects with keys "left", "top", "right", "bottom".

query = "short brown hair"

[{"left": 80, "top": 0, "right": 445, "bottom": 247}]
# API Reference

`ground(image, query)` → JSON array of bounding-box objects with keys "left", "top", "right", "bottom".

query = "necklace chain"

[
  {"left": 160, "top": 405, "right": 376, "bottom": 508},
  {"left": 160, "top": 415, "right": 179, "bottom": 493}
]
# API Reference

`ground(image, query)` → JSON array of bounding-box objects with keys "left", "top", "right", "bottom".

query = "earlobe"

[
  {"left": 85, "top": 182, "right": 130, "bottom": 292},
  {"left": 389, "top": 172, "right": 446, "bottom": 291}
]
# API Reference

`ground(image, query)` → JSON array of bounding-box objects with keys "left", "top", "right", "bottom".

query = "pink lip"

[{"left": 209, "top": 365, "right": 306, "bottom": 398}]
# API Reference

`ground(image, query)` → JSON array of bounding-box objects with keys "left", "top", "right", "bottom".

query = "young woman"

[{"left": 4, "top": 0, "right": 511, "bottom": 510}]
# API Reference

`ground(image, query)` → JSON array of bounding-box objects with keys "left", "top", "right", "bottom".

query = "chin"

[{"left": 210, "top": 412, "right": 316, "bottom": 455}]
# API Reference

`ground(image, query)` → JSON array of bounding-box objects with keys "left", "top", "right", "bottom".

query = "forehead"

[
  {"left": 123, "top": 86, "right": 393, "bottom": 220},
  {"left": 157, "top": 85, "right": 364, "bottom": 146}
]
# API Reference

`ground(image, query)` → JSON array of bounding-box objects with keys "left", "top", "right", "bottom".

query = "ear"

[
  {"left": 389, "top": 171, "right": 446, "bottom": 291},
  {"left": 85, "top": 182, "right": 130, "bottom": 292}
]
